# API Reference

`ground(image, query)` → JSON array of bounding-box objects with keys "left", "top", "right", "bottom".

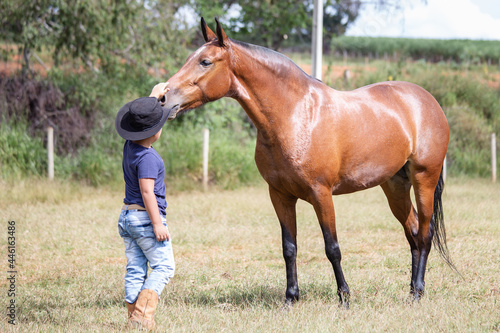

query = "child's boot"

[
  {"left": 128, "top": 289, "right": 159, "bottom": 330},
  {"left": 126, "top": 301, "right": 136, "bottom": 319}
]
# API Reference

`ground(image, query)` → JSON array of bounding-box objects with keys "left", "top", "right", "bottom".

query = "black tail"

[{"left": 431, "top": 170, "right": 460, "bottom": 274}]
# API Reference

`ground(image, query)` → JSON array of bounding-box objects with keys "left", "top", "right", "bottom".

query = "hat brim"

[{"left": 115, "top": 100, "right": 171, "bottom": 141}]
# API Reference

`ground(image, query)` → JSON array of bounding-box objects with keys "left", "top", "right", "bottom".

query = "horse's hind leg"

[
  {"left": 311, "top": 187, "right": 350, "bottom": 307},
  {"left": 409, "top": 164, "right": 442, "bottom": 298},
  {"left": 269, "top": 186, "right": 299, "bottom": 305},
  {"left": 380, "top": 165, "right": 420, "bottom": 295}
]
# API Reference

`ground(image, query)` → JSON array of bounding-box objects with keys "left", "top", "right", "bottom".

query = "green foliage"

[
  {"left": 445, "top": 106, "right": 493, "bottom": 177},
  {"left": 70, "top": 119, "right": 123, "bottom": 186},
  {"left": 190, "top": 0, "right": 382, "bottom": 50},
  {"left": 0, "top": 0, "right": 191, "bottom": 75},
  {"left": 0, "top": 121, "right": 46, "bottom": 178},
  {"left": 0, "top": 120, "right": 77, "bottom": 180},
  {"left": 190, "top": 0, "right": 308, "bottom": 50},
  {"left": 230, "top": 0, "right": 309, "bottom": 50},
  {"left": 332, "top": 36, "right": 500, "bottom": 64}
]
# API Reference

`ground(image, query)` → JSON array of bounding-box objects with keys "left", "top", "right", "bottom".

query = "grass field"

[{"left": 1, "top": 178, "right": 499, "bottom": 332}]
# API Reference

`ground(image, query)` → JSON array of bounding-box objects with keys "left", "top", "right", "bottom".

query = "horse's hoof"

[
  {"left": 407, "top": 288, "right": 424, "bottom": 304},
  {"left": 338, "top": 301, "right": 349, "bottom": 310},
  {"left": 338, "top": 291, "right": 350, "bottom": 309},
  {"left": 281, "top": 299, "right": 294, "bottom": 311}
]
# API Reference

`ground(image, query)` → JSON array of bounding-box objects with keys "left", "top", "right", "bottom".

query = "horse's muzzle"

[{"left": 165, "top": 104, "right": 180, "bottom": 120}]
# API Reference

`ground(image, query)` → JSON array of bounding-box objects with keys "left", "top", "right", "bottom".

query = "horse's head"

[{"left": 164, "top": 18, "right": 233, "bottom": 120}]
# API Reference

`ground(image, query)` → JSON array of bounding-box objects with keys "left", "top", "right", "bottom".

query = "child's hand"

[
  {"left": 153, "top": 223, "right": 171, "bottom": 242},
  {"left": 149, "top": 82, "right": 169, "bottom": 103}
]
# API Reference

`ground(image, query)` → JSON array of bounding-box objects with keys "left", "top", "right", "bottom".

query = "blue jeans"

[{"left": 118, "top": 209, "right": 175, "bottom": 304}]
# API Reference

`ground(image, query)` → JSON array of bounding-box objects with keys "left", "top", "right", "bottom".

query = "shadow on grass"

[
  {"left": 16, "top": 292, "right": 124, "bottom": 324},
  {"left": 170, "top": 283, "right": 285, "bottom": 309},
  {"left": 168, "top": 282, "right": 340, "bottom": 309}
]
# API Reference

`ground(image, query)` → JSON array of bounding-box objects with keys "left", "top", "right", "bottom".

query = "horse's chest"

[{"left": 254, "top": 141, "right": 316, "bottom": 195}]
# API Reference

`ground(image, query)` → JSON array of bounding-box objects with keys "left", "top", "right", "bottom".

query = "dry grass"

[{"left": 0, "top": 178, "right": 499, "bottom": 332}]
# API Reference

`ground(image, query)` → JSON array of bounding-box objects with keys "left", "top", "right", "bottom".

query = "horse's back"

[{"left": 337, "top": 81, "right": 449, "bottom": 154}]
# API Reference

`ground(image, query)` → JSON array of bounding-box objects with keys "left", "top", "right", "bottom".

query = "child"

[{"left": 115, "top": 82, "right": 174, "bottom": 330}]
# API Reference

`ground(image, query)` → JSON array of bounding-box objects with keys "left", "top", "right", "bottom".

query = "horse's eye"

[{"left": 200, "top": 60, "right": 212, "bottom": 67}]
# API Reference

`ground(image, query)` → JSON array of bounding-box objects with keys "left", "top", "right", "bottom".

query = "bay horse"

[{"left": 164, "top": 18, "right": 453, "bottom": 306}]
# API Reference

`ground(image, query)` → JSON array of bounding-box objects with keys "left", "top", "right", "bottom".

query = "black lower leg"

[
  {"left": 414, "top": 224, "right": 434, "bottom": 300},
  {"left": 413, "top": 250, "right": 430, "bottom": 300},
  {"left": 409, "top": 248, "right": 419, "bottom": 296},
  {"left": 282, "top": 226, "right": 299, "bottom": 304},
  {"left": 322, "top": 226, "right": 350, "bottom": 307}
]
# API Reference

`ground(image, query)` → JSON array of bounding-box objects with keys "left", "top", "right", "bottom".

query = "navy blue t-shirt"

[{"left": 122, "top": 140, "right": 167, "bottom": 216}]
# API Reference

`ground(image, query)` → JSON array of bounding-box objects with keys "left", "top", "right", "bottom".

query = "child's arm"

[
  {"left": 139, "top": 178, "right": 171, "bottom": 242},
  {"left": 149, "top": 82, "right": 169, "bottom": 104}
]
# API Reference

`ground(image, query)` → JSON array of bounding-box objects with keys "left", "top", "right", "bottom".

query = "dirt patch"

[
  {"left": 298, "top": 63, "right": 350, "bottom": 81},
  {"left": 486, "top": 73, "right": 500, "bottom": 89},
  {"left": 295, "top": 62, "right": 378, "bottom": 87}
]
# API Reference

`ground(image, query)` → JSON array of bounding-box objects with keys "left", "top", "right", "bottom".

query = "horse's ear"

[
  {"left": 201, "top": 17, "right": 217, "bottom": 43},
  {"left": 215, "top": 17, "right": 228, "bottom": 47}
]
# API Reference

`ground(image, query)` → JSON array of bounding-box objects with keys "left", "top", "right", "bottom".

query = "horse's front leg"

[
  {"left": 311, "top": 188, "right": 350, "bottom": 307},
  {"left": 269, "top": 186, "right": 299, "bottom": 305}
]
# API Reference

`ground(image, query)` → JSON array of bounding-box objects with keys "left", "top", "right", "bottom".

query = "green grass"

[
  {"left": 331, "top": 36, "right": 500, "bottom": 64},
  {"left": 0, "top": 178, "right": 499, "bottom": 332}
]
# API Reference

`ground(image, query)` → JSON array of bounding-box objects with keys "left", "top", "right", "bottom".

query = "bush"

[
  {"left": 0, "top": 121, "right": 46, "bottom": 178},
  {"left": 445, "top": 106, "right": 493, "bottom": 177},
  {"left": 331, "top": 36, "right": 500, "bottom": 64}
]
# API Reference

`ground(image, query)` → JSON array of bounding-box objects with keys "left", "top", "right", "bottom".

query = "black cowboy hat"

[{"left": 115, "top": 97, "right": 170, "bottom": 141}]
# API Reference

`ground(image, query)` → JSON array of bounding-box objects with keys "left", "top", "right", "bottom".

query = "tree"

[
  {"left": 0, "top": 0, "right": 192, "bottom": 76},
  {"left": 227, "top": 0, "right": 309, "bottom": 50},
  {"left": 189, "top": 0, "right": 422, "bottom": 50},
  {"left": 189, "top": 0, "right": 308, "bottom": 50}
]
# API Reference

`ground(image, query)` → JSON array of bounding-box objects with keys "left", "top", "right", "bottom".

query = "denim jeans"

[{"left": 118, "top": 209, "right": 175, "bottom": 304}]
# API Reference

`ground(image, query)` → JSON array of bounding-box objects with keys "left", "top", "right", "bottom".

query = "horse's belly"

[
  {"left": 259, "top": 153, "right": 403, "bottom": 198},
  {"left": 331, "top": 164, "right": 400, "bottom": 194},
  {"left": 331, "top": 152, "right": 408, "bottom": 195},
  {"left": 255, "top": 124, "right": 411, "bottom": 198}
]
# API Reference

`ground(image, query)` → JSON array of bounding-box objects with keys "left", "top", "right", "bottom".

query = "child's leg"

[
  {"left": 136, "top": 218, "right": 175, "bottom": 297},
  {"left": 127, "top": 217, "right": 174, "bottom": 330},
  {"left": 123, "top": 237, "right": 149, "bottom": 303},
  {"left": 119, "top": 211, "right": 149, "bottom": 304}
]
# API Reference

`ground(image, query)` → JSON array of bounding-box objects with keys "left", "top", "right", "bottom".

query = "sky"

[{"left": 346, "top": 0, "right": 500, "bottom": 40}]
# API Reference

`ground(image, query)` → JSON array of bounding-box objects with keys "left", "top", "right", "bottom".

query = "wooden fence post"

[
  {"left": 47, "top": 126, "right": 54, "bottom": 180},
  {"left": 492, "top": 133, "right": 497, "bottom": 183},
  {"left": 203, "top": 128, "right": 209, "bottom": 191}
]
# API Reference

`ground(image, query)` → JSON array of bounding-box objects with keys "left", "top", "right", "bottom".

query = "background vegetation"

[
  {"left": 0, "top": 0, "right": 499, "bottom": 190},
  {"left": 332, "top": 36, "right": 500, "bottom": 64}
]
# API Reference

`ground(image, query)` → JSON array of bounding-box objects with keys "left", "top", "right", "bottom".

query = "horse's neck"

[{"left": 231, "top": 43, "right": 315, "bottom": 131}]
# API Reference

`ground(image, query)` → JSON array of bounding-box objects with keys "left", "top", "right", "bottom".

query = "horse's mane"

[{"left": 231, "top": 39, "right": 316, "bottom": 82}]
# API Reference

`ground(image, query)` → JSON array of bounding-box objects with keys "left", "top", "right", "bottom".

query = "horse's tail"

[{"left": 431, "top": 170, "right": 459, "bottom": 274}]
